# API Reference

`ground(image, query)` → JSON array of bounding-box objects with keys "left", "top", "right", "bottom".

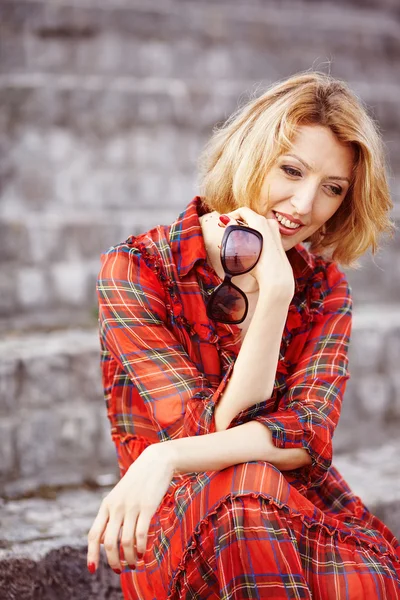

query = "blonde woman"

[{"left": 87, "top": 72, "right": 400, "bottom": 598}]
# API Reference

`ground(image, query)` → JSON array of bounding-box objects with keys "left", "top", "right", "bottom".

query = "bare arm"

[
  {"left": 163, "top": 419, "right": 312, "bottom": 474},
  {"left": 161, "top": 282, "right": 312, "bottom": 473},
  {"left": 214, "top": 286, "right": 290, "bottom": 431}
]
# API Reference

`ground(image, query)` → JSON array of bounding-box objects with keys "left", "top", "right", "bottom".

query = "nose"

[{"left": 290, "top": 183, "right": 316, "bottom": 222}]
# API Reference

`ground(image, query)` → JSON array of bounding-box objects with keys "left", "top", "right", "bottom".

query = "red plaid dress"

[{"left": 97, "top": 197, "right": 400, "bottom": 599}]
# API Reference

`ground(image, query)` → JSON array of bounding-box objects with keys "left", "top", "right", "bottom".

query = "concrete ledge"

[
  {"left": 0, "top": 546, "right": 122, "bottom": 600},
  {"left": 0, "top": 486, "right": 122, "bottom": 599}
]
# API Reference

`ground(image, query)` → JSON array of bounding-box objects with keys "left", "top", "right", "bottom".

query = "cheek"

[
  {"left": 313, "top": 198, "right": 343, "bottom": 227},
  {"left": 260, "top": 173, "right": 288, "bottom": 204}
]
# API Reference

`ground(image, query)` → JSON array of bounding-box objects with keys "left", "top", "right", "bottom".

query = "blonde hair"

[{"left": 198, "top": 71, "right": 394, "bottom": 266}]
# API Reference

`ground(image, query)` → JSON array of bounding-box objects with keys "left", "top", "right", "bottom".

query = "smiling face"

[{"left": 259, "top": 124, "right": 355, "bottom": 252}]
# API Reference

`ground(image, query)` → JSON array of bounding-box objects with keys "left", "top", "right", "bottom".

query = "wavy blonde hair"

[{"left": 198, "top": 71, "right": 394, "bottom": 266}]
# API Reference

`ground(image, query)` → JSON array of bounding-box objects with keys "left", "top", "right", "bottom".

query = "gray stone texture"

[{"left": 0, "top": 330, "right": 118, "bottom": 492}]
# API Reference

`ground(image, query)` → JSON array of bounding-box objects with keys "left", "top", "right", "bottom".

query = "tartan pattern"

[{"left": 98, "top": 197, "right": 400, "bottom": 599}]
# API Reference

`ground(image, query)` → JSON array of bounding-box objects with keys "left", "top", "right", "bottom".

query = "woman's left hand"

[{"left": 87, "top": 443, "right": 175, "bottom": 573}]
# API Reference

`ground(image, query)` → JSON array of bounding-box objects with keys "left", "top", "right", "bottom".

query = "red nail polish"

[
  {"left": 87, "top": 562, "right": 96, "bottom": 575},
  {"left": 112, "top": 568, "right": 122, "bottom": 575},
  {"left": 128, "top": 564, "right": 136, "bottom": 570},
  {"left": 137, "top": 552, "right": 143, "bottom": 559},
  {"left": 219, "top": 215, "right": 230, "bottom": 226}
]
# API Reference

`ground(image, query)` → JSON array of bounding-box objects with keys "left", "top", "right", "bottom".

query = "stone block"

[
  {"left": 16, "top": 409, "right": 60, "bottom": 478},
  {"left": 57, "top": 403, "right": 100, "bottom": 462},
  {"left": 0, "top": 221, "right": 29, "bottom": 262},
  {"left": 348, "top": 327, "right": 386, "bottom": 373},
  {"left": 390, "top": 374, "right": 400, "bottom": 419},
  {"left": 385, "top": 331, "right": 400, "bottom": 373},
  {"left": 357, "top": 374, "right": 391, "bottom": 418},
  {"left": 50, "top": 261, "right": 91, "bottom": 305},
  {"left": 0, "top": 269, "right": 18, "bottom": 315},
  {"left": 346, "top": 235, "right": 400, "bottom": 305},
  {"left": 334, "top": 441, "right": 400, "bottom": 539},
  {"left": 69, "top": 350, "right": 103, "bottom": 404},
  {"left": 0, "top": 359, "right": 18, "bottom": 413},
  {"left": 14, "top": 166, "right": 54, "bottom": 210},
  {"left": 0, "top": 545, "right": 122, "bottom": 600},
  {"left": 18, "top": 353, "right": 71, "bottom": 408},
  {"left": 26, "top": 221, "right": 63, "bottom": 264},
  {"left": 96, "top": 411, "right": 118, "bottom": 467},
  {"left": 0, "top": 485, "right": 121, "bottom": 599},
  {"left": 46, "top": 127, "right": 76, "bottom": 163},
  {"left": 0, "top": 27, "right": 26, "bottom": 73},
  {"left": 0, "top": 419, "right": 16, "bottom": 478},
  {"left": 17, "top": 266, "right": 49, "bottom": 308}
]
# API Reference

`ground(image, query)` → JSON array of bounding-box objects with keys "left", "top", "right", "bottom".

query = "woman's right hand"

[{"left": 219, "top": 207, "right": 295, "bottom": 302}]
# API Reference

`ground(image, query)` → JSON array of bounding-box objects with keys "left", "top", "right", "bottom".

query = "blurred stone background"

[{"left": 0, "top": 0, "right": 399, "bottom": 597}]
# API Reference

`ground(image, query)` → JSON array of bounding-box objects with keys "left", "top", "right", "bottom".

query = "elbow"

[{"left": 297, "top": 448, "right": 312, "bottom": 469}]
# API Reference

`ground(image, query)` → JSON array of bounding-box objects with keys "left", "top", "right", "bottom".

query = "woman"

[{"left": 87, "top": 72, "right": 400, "bottom": 598}]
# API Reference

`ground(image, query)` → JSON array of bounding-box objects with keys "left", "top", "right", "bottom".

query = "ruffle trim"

[{"left": 168, "top": 491, "right": 400, "bottom": 598}]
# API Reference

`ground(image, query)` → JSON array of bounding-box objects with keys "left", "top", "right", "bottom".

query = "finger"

[
  {"left": 135, "top": 508, "right": 155, "bottom": 557},
  {"left": 267, "top": 218, "right": 287, "bottom": 255},
  {"left": 87, "top": 502, "right": 109, "bottom": 573},
  {"left": 224, "top": 209, "right": 249, "bottom": 226},
  {"left": 103, "top": 512, "right": 124, "bottom": 573},
  {"left": 120, "top": 509, "right": 139, "bottom": 568}
]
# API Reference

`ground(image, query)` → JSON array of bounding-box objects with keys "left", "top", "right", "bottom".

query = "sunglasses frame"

[{"left": 206, "top": 224, "right": 263, "bottom": 325}]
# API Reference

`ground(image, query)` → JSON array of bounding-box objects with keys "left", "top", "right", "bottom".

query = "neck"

[{"left": 199, "top": 211, "right": 259, "bottom": 294}]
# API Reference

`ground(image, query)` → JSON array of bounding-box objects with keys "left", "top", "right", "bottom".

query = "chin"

[{"left": 281, "top": 239, "right": 296, "bottom": 252}]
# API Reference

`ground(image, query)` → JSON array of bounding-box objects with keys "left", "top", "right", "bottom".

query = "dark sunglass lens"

[
  {"left": 208, "top": 283, "right": 246, "bottom": 323},
  {"left": 224, "top": 229, "right": 261, "bottom": 274}
]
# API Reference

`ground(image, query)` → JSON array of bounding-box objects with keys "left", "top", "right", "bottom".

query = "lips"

[
  {"left": 273, "top": 211, "right": 305, "bottom": 236},
  {"left": 273, "top": 211, "right": 304, "bottom": 226}
]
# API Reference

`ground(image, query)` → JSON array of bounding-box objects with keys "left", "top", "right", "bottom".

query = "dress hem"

[{"left": 167, "top": 490, "right": 400, "bottom": 598}]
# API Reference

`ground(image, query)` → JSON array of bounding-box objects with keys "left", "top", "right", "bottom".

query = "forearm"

[
  {"left": 215, "top": 288, "right": 290, "bottom": 431},
  {"left": 163, "top": 420, "right": 311, "bottom": 475}
]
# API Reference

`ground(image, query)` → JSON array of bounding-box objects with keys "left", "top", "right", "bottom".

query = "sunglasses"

[{"left": 206, "top": 224, "right": 263, "bottom": 324}]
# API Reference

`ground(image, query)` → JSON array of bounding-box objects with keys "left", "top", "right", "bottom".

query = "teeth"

[{"left": 275, "top": 212, "right": 301, "bottom": 229}]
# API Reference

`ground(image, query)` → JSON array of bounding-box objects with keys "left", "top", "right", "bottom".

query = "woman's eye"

[
  {"left": 281, "top": 165, "right": 302, "bottom": 177},
  {"left": 326, "top": 185, "right": 343, "bottom": 196}
]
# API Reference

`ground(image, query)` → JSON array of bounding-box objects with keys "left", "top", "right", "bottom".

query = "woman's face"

[{"left": 259, "top": 124, "right": 355, "bottom": 251}]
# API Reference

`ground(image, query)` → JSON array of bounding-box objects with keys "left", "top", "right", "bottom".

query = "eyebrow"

[{"left": 284, "top": 153, "right": 351, "bottom": 184}]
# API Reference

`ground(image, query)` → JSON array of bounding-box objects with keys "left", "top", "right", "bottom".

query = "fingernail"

[
  {"left": 128, "top": 564, "right": 136, "bottom": 570},
  {"left": 137, "top": 552, "right": 143, "bottom": 559},
  {"left": 87, "top": 562, "right": 96, "bottom": 575},
  {"left": 219, "top": 215, "right": 230, "bottom": 226},
  {"left": 112, "top": 568, "right": 122, "bottom": 575}
]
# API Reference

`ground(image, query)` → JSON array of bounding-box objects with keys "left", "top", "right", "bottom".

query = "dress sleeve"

[
  {"left": 97, "top": 244, "right": 232, "bottom": 441},
  {"left": 230, "top": 266, "right": 352, "bottom": 489}
]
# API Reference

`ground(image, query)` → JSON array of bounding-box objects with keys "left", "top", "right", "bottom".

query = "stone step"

[
  {"left": 0, "top": 484, "right": 123, "bottom": 599},
  {"left": 0, "top": 316, "right": 399, "bottom": 493},
  {"left": 1, "top": 76, "right": 400, "bottom": 149},
  {"left": 333, "top": 305, "right": 400, "bottom": 454},
  {"left": 0, "top": 329, "right": 119, "bottom": 494},
  {"left": 1, "top": 441, "right": 399, "bottom": 599},
  {"left": 1, "top": 0, "right": 399, "bottom": 84}
]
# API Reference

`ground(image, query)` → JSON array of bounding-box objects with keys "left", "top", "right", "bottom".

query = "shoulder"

[
  {"left": 99, "top": 226, "right": 170, "bottom": 290},
  {"left": 295, "top": 245, "right": 352, "bottom": 317}
]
